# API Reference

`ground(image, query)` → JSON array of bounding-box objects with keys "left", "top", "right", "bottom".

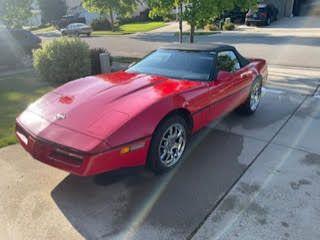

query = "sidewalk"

[
  {"left": 148, "top": 21, "right": 190, "bottom": 33},
  {"left": 238, "top": 16, "right": 320, "bottom": 37}
]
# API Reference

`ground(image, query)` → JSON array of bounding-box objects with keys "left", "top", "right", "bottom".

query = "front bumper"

[
  {"left": 245, "top": 18, "right": 265, "bottom": 24},
  {"left": 16, "top": 122, "right": 151, "bottom": 176}
]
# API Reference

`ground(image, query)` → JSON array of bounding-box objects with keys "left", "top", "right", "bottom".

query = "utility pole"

[{"left": 178, "top": 1, "right": 183, "bottom": 43}]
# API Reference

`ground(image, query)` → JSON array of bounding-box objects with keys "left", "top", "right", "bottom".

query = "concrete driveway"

[{"left": 1, "top": 65, "right": 320, "bottom": 239}]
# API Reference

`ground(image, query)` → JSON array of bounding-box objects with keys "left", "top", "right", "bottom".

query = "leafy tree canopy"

[
  {"left": 149, "top": 0, "right": 255, "bottom": 26},
  {"left": 82, "top": 0, "right": 139, "bottom": 30},
  {"left": 38, "top": 0, "right": 67, "bottom": 24},
  {"left": 0, "top": 0, "right": 33, "bottom": 28},
  {"left": 148, "top": 0, "right": 256, "bottom": 42}
]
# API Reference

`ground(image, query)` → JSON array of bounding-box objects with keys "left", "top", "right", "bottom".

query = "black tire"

[
  {"left": 265, "top": 17, "right": 271, "bottom": 26},
  {"left": 148, "top": 115, "right": 189, "bottom": 174},
  {"left": 245, "top": 21, "right": 250, "bottom": 26},
  {"left": 237, "top": 77, "right": 262, "bottom": 115},
  {"left": 87, "top": 33, "right": 91, "bottom": 37}
]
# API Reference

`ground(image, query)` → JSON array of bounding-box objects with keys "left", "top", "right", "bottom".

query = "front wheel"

[
  {"left": 237, "top": 78, "right": 262, "bottom": 115},
  {"left": 148, "top": 115, "right": 189, "bottom": 173}
]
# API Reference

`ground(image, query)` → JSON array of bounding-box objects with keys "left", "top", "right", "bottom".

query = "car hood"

[{"left": 26, "top": 71, "right": 203, "bottom": 140}]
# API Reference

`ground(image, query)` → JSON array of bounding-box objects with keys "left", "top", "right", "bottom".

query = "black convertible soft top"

[{"left": 161, "top": 43, "right": 250, "bottom": 67}]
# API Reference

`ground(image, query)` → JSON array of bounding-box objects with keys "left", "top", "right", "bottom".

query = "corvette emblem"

[{"left": 56, "top": 113, "right": 66, "bottom": 120}]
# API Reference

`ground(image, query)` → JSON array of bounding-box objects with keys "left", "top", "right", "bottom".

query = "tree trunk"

[
  {"left": 190, "top": 23, "right": 195, "bottom": 43},
  {"left": 178, "top": 2, "right": 183, "bottom": 43},
  {"left": 109, "top": 8, "right": 115, "bottom": 31}
]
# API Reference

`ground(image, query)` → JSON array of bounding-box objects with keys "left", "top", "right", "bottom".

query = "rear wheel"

[
  {"left": 148, "top": 115, "right": 189, "bottom": 173},
  {"left": 266, "top": 17, "right": 271, "bottom": 26},
  {"left": 237, "top": 78, "right": 262, "bottom": 115}
]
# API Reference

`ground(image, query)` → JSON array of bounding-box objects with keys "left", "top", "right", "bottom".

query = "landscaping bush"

[
  {"left": 204, "top": 24, "right": 220, "bottom": 31},
  {"left": 33, "top": 37, "right": 91, "bottom": 84},
  {"left": 90, "top": 48, "right": 111, "bottom": 75},
  {"left": 91, "top": 18, "right": 113, "bottom": 31},
  {"left": 223, "top": 23, "right": 236, "bottom": 31}
]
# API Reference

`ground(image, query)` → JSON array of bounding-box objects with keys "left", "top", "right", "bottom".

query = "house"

[
  {"left": 27, "top": 1, "right": 42, "bottom": 27},
  {"left": 65, "top": 0, "right": 149, "bottom": 24},
  {"left": 262, "top": 0, "right": 305, "bottom": 17}
]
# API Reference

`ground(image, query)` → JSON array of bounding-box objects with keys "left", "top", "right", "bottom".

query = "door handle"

[{"left": 241, "top": 73, "right": 250, "bottom": 80}]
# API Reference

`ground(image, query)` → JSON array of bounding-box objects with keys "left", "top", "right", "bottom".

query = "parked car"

[
  {"left": 9, "top": 29, "right": 41, "bottom": 53},
  {"left": 16, "top": 44, "right": 268, "bottom": 176},
  {"left": 0, "top": 29, "right": 41, "bottom": 66},
  {"left": 220, "top": 7, "right": 247, "bottom": 24},
  {"left": 54, "top": 15, "right": 86, "bottom": 29},
  {"left": 245, "top": 3, "right": 278, "bottom": 26},
  {"left": 61, "top": 23, "right": 93, "bottom": 37}
]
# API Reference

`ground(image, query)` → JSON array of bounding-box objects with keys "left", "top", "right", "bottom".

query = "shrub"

[
  {"left": 91, "top": 18, "right": 112, "bottom": 31},
  {"left": 204, "top": 24, "right": 220, "bottom": 31},
  {"left": 33, "top": 37, "right": 91, "bottom": 84},
  {"left": 223, "top": 23, "right": 236, "bottom": 31},
  {"left": 90, "top": 48, "right": 111, "bottom": 75}
]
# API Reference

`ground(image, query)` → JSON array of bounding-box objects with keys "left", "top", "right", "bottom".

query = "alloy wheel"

[
  {"left": 158, "top": 123, "right": 186, "bottom": 167},
  {"left": 250, "top": 81, "right": 262, "bottom": 111}
]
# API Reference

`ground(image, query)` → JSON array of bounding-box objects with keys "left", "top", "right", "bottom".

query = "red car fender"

[{"left": 107, "top": 94, "right": 191, "bottom": 148}]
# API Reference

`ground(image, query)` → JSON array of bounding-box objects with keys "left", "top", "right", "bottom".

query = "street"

[
  {"left": 80, "top": 16, "right": 320, "bottom": 69},
  {"left": 40, "top": 17, "right": 320, "bottom": 69},
  {"left": 1, "top": 16, "right": 320, "bottom": 240}
]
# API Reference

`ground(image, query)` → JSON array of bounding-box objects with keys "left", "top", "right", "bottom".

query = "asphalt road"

[
  {"left": 78, "top": 28, "right": 320, "bottom": 69},
  {"left": 40, "top": 17, "right": 320, "bottom": 69}
]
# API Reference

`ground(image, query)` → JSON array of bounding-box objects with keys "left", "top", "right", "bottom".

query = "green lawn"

[
  {"left": 0, "top": 70, "right": 52, "bottom": 148},
  {"left": 92, "top": 21, "right": 167, "bottom": 36}
]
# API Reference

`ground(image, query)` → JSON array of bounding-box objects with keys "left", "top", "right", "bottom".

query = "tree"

[
  {"left": 82, "top": 0, "right": 139, "bottom": 31},
  {"left": 38, "top": 0, "right": 67, "bottom": 24},
  {"left": 0, "top": 0, "right": 33, "bottom": 28},
  {"left": 148, "top": 0, "right": 184, "bottom": 43},
  {"left": 148, "top": 0, "right": 256, "bottom": 43}
]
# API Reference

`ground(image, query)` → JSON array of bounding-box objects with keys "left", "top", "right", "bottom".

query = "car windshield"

[
  {"left": 258, "top": 7, "right": 267, "bottom": 13},
  {"left": 126, "top": 49, "right": 215, "bottom": 81}
]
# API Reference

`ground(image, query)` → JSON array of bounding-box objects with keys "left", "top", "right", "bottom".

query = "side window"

[{"left": 217, "top": 51, "right": 241, "bottom": 73}]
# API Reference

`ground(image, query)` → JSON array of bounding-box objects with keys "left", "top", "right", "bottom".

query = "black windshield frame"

[{"left": 126, "top": 49, "right": 217, "bottom": 82}]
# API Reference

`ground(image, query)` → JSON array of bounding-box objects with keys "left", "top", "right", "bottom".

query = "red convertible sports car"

[{"left": 16, "top": 44, "right": 267, "bottom": 176}]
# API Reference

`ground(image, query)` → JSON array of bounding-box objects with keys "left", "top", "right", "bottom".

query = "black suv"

[
  {"left": 54, "top": 15, "right": 86, "bottom": 29},
  {"left": 245, "top": 3, "right": 278, "bottom": 26},
  {"left": 0, "top": 29, "right": 41, "bottom": 66}
]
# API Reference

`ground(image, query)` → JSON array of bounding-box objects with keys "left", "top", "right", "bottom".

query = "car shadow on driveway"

[
  {"left": 51, "top": 128, "right": 265, "bottom": 240},
  {"left": 50, "top": 91, "right": 304, "bottom": 239},
  {"left": 50, "top": 91, "right": 306, "bottom": 240}
]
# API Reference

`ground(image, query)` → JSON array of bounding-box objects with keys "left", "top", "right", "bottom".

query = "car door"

[
  {"left": 207, "top": 50, "right": 252, "bottom": 121},
  {"left": 68, "top": 24, "right": 76, "bottom": 35}
]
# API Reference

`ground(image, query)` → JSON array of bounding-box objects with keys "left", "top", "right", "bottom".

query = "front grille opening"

[{"left": 49, "top": 148, "right": 84, "bottom": 166}]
